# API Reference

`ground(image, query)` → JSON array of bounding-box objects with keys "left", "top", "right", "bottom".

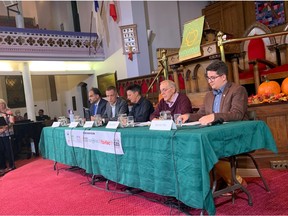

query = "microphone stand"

[
  {"left": 145, "top": 49, "right": 168, "bottom": 98},
  {"left": 4, "top": 113, "right": 15, "bottom": 170}
]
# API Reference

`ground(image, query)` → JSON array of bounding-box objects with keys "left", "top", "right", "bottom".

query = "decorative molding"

[{"left": 0, "top": 27, "right": 105, "bottom": 61}]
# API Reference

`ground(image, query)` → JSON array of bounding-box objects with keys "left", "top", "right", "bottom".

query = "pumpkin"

[
  {"left": 257, "top": 80, "right": 281, "bottom": 95},
  {"left": 281, "top": 77, "right": 288, "bottom": 94}
]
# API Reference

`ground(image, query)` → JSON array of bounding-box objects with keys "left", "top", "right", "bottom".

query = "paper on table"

[
  {"left": 182, "top": 121, "right": 201, "bottom": 126},
  {"left": 134, "top": 121, "right": 151, "bottom": 127}
]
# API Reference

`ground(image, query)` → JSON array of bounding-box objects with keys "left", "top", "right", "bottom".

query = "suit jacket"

[
  {"left": 89, "top": 98, "right": 107, "bottom": 117},
  {"left": 189, "top": 82, "right": 248, "bottom": 122},
  {"left": 103, "top": 97, "right": 128, "bottom": 121}
]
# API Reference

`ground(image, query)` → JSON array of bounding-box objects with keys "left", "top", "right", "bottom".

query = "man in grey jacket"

[{"left": 103, "top": 86, "right": 128, "bottom": 122}]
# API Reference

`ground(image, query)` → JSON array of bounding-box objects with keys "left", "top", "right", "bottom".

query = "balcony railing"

[{"left": 0, "top": 27, "right": 105, "bottom": 61}]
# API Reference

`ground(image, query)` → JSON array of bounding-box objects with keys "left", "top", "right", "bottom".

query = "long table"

[{"left": 39, "top": 121, "right": 277, "bottom": 215}]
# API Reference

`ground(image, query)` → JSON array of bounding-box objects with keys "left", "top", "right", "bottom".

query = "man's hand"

[
  {"left": 199, "top": 114, "right": 215, "bottom": 125},
  {"left": 178, "top": 113, "right": 190, "bottom": 123}
]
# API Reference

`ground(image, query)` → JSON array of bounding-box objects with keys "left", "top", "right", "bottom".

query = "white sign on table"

[
  {"left": 149, "top": 120, "right": 177, "bottom": 131},
  {"left": 64, "top": 129, "right": 124, "bottom": 154}
]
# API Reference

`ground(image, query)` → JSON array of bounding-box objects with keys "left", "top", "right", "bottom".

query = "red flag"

[{"left": 109, "top": 1, "right": 117, "bottom": 22}]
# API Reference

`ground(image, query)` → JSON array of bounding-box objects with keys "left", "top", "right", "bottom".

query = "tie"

[{"left": 94, "top": 104, "right": 98, "bottom": 115}]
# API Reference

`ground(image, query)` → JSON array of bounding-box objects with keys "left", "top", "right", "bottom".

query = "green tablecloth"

[{"left": 39, "top": 120, "right": 277, "bottom": 215}]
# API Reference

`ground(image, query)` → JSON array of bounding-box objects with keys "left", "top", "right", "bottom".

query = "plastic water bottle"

[{"left": 68, "top": 109, "right": 74, "bottom": 123}]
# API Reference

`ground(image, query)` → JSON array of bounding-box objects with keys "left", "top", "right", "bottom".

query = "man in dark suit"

[
  {"left": 88, "top": 87, "right": 107, "bottom": 120},
  {"left": 103, "top": 86, "right": 128, "bottom": 122}
]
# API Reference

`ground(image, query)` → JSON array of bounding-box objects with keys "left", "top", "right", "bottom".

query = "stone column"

[{"left": 21, "top": 62, "right": 35, "bottom": 121}]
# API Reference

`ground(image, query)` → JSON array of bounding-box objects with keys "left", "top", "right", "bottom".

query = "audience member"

[
  {"left": 103, "top": 86, "right": 128, "bottom": 122},
  {"left": 36, "top": 109, "right": 50, "bottom": 121},
  {"left": 150, "top": 80, "right": 193, "bottom": 120},
  {"left": 23, "top": 113, "right": 28, "bottom": 120},
  {"left": 179, "top": 59, "right": 249, "bottom": 193},
  {"left": 0, "top": 99, "right": 15, "bottom": 175},
  {"left": 126, "top": 84, "right": 154, "bottom": 122},
  {"left": 14, "top": 110, "right": 24, "bottom": 121},
  {"left": 88, "top": 87, "right": 107, "bottom": 120}
]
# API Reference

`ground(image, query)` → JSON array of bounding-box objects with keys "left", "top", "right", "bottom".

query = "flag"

[
  {"left": 109, "top": 1, "right": 117, "bottom": 22},
  {"left": 93, "top": 0, "right": 105, "bottom": 41},
  {"left": 94, "top": 0, "right": 99, "bottom": 12}
]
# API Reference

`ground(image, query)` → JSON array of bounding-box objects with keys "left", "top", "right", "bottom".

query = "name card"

[
  {"left": 51, "top": 122, "right": 61, "bottom": 127},
  {"left": 83, "top": 121, "right": 94, "bottom": 128},
  {"left": 106, "top": 121, "right": 120, "bottom": 129},
  {"left": 69, "top": 122, "right": 79, "bottom": 128},
  {"left": 149, "top": 120, "right": 177, "bottom": 131}
]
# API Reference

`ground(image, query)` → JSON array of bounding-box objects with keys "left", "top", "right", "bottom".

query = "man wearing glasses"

[
  {"left": 179, "top": 59, "right": 249, "bottom": 194},
  {"left": 150, "top": 79, "right": 192, "bottom": 120}
]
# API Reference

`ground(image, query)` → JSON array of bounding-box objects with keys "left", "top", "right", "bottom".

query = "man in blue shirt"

[{"left": 88, "top": 88, "right": 107, "bottom": 120}]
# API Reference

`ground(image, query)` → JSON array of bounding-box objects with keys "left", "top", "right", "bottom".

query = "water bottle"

[{"left": 68, "top": 109, "right": 74, "bottom": 123}]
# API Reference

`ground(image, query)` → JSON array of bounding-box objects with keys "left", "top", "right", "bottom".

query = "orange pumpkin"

[
  {"left": 257, "top": 80, "right": 281, "bottom": 95},
  {"left": 281, "top": 77, "right": 288, "bottom": 94}
]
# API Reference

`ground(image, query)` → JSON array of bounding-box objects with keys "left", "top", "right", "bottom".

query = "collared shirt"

[
  {"left": 213, "top": 84, "right": 226, "bottom": 113},
  {"left": 165, "top": 92, "right": 179, "bottom": 108},
  {"left": 94, "top": 101, "right": 99, "bottom": 115},
  {"left": 110, "top": 103, "right": 116, "bottom": 117}
]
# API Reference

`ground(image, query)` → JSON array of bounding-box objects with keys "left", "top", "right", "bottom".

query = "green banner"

[{"left": 179, "top": 16, "right": 205, "bottom": 62}]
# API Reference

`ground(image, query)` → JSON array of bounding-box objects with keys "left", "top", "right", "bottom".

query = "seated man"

[
  {"left": 88, "top": 87, "right": 107, "bottom": 120},
  {"left": 103, "top": 86, "right": 128, "bottom": 122},
  {"left": 36, "top": 109, "right": 50, "bottom": 121},
  {"left": 126, "top": 84, "right": 154, "bottom": 122},
  {"left": 150, "top": 80, "right": 192, "bottom": 120},
  {"left": 179, "top": 59, "right": 248, "bottom": 192}
]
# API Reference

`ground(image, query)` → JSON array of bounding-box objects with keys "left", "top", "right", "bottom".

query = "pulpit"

[{"left": 167, "top": 28, "right": 240, "bottom": 108}]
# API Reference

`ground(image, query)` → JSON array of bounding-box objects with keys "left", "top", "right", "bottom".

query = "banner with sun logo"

[{"left": 179, "top": 16, "right": 205, "bottom": 62}]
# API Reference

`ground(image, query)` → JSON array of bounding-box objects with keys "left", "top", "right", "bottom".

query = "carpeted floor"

[{"left": 0, "top": 158, "right": 287, "bottom": 215}]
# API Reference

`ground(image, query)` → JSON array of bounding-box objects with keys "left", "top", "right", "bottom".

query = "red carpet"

[{"left": 0, "top": 158, "right": 287, "bottom": 215}]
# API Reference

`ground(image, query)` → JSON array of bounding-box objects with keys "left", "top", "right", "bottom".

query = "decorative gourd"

[
  {"left": 281, "top": 77, "right": 288, "bottom": 94},
  {"left": 257, "top": 80, "right": 281, "bottom": 95}
]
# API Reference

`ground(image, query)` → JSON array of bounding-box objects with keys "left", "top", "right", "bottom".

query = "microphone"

[{"left": 209, "top": 118, "right": 224, "bottom": 126}]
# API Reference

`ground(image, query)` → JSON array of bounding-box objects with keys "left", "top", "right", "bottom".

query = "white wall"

[{"left": 0, "top": 1, "right": 210, "bottom": 117}]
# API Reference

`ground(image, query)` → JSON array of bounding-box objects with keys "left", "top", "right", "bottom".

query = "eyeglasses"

[
  {"left": 160, "top": 87, "right": 172, "bottom": 93},
  {"left": 205, "top": 75, "right": 222, "bottom": 82}
]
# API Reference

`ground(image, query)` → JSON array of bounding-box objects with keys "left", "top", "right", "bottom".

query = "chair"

[
  {"left": 236, "top": 22, "right": 278, "bottom": 93},
  {"left": 262, "top": 23, "right": 288, "bottom": 81},
  {"left": 235, "top": 111, "right": 270, "bottom": 192},
  {"left": 213, "top": 111, "right": 270, "bottom": 205}
]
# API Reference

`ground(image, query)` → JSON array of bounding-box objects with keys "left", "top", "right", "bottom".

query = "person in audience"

[
  {"left": 178, "top": 59, "right": 249, "bottom": 193},
  {"left": 103, "top": 86, "right": 128, "bottom": 122},
  {"left": 0, "top": 99, "right": 15, "bottom": 175},
  {"left": 150, "top": 80, "right": 193, "bottom": 120},
  {"left": 23, "top": 113, "right": 28, "bottom": 120},
  {"left": 88, "top": 87, "right": 107, "bottom": 120},
  {"left": 14, "top": 110, "right": 24, "bottom": 121},
  {"left": 36, "top": 109, "right": 50, "bottom": 121},
  {"left": 126, "top": 84, "right": 154, "bottom": 122}
]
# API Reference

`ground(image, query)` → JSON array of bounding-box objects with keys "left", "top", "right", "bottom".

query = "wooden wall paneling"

[
  {"left": 221, "top": 1, "right": 245, "bottom": 38},
  {"left": 266, "top": 115, "right": 288, "bottom": 152},
  {"left": 242, "top": 1, "right": 256, "bottom": 32},
  {"left": 202, "top": 2, "right": 222, "bottom": 30},
  {"left": 248, "top": 103, "right": 288, "bottom": 160}
]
